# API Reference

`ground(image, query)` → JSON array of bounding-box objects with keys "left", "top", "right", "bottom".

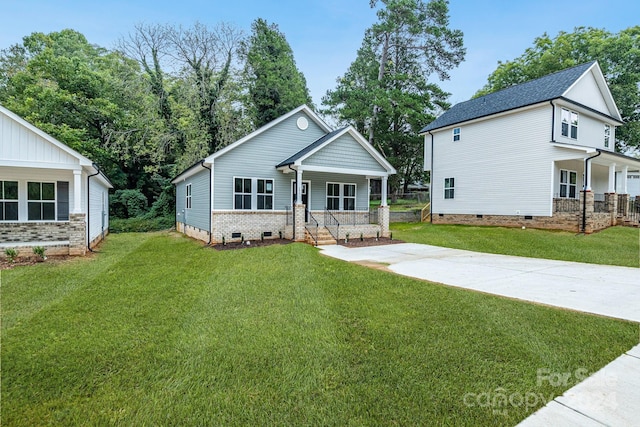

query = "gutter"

[
  {"left": 86, "top": 163, "right": 101, "bottom": 252},
  {"left": 199, "top": 160, "right": 213, "bottom": 245},
  {"left": 581, "top": 151, "right": 602, "bottom": 233}
]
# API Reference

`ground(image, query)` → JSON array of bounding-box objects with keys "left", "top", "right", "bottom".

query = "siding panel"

[
  {"left": 176, "top": 168, "right": 210, "bottom": 231},
  {"left": 304, "top": 134, "right": 386, "bottom": 172}
]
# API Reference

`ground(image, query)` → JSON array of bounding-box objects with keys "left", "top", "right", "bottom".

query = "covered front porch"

[{"left": 553, "top": 147, "right": 640, "bottom": 232}]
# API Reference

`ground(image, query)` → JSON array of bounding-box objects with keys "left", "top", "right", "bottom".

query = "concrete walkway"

[{"left": 319, "top": 243, "right": 640, "bottom": 426}]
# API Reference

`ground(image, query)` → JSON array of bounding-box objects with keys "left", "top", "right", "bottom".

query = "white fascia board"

[
  {"left": 291, "top": 126, "right": 396, "bottom": 175},
  {"left": 205, "top": 105, "right": 332, "bottom": 162},
  {"left": 0, "top": 159, "right": 83, "bottom": 170},
  {"left": 300, "top": 164, "right": 390, "bottom": 177}
]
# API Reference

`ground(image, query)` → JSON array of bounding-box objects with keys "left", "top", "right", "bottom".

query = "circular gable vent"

[{"left": 296, "top": 117, "right": 309, "bottom": 130}]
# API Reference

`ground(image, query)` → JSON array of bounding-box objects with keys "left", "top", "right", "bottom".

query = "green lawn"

[
  {"left": 392, "top": 223, "right": 640, "bottom": 268},
  {"left": 1, "top": 233, "right": 637, "bottom": 425}
]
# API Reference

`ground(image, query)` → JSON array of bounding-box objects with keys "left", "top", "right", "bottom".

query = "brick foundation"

[{"left": 212, "top": 210, "right": 290, "bottom": 243}]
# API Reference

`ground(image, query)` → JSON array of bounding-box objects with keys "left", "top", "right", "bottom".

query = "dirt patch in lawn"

[
  {"left": 0, "top": 255, "right": 81, "bottom": 270},
  {"left": 212, "top": 238, "right": 293, "bottom": 251}
]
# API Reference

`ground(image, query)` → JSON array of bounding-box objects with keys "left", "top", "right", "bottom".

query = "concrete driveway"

[
  {"left": 320, "top": 243, "right": 640, "bottom": 426},
  {"left": 320, "top": 243, "right": 640, "bottom": 322}
]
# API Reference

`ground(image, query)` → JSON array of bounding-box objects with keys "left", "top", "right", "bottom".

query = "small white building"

[{"left": 0, "top": 105, "right": 112, "bottom": 256}]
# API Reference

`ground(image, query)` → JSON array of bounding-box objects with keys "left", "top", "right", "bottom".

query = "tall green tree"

[
  {"left": 476, "top": 26, "right": 640, "bottom": 151},
  {"left": 324, "top": 0, "right": 464, "bottom": 193},
  {"left": 243, "top": 18, "right": 312, "bottom": 127}
]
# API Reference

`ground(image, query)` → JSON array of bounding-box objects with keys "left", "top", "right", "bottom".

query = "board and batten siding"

[
  {"left": 0, "top": 111, "right": 78, "bottom": 164},
  {"left": 213, "top": 111, "right": 327, "bottom": 210},
  {"left": 301, "top": 171, "right": 369, "bottom": 211},
  {"left": 89, "top": 177, "right": 109, "bottom": 241},
  {"left": 304, "top": 134, "right": 387, "bottom": 173},
  {"left": 175, "top": 168, "right": 210, "bottom": 231},
  {"left": 430, "top": 105, "right": 555, "bottom": 216}
]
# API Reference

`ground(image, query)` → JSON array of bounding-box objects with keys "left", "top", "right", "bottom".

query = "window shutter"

[{"left": 57, "top": 181, "right": 69, "bottom": 221}]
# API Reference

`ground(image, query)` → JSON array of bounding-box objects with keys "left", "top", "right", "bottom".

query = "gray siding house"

[{"left": 172, "top": 105, "right": 396, "bottom": 244}]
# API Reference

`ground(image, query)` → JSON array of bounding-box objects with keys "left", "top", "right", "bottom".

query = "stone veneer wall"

[
  {"left": 0, "top": 213, "right": 87, "bottom": 256},
  {"left": 431, "top": 213, "right": 582, "bottom": 232}
]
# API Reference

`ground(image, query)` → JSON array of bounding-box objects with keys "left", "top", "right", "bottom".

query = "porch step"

[{"left": 305, "top": 227, "right": 337, "bottom": 246}]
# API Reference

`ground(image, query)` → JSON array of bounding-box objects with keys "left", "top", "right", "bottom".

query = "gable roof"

[
  {"left": 275, "top": 126, "right": 396, "bottom": 174},
  {"left": 0, "top": 104, "right": 113, "bottom": 188},
  {"left": 204, "top": 105, "right": 332, "bottom": 163},
  {"left": 420, "top": 61, "right": 622, "bottom": 133}
]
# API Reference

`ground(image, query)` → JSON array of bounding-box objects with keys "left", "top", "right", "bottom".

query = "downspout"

[
  {"left": 200, "top": 160, "right": 213, "bottom": 245},
  {"left": 288, "top": 164, "right": 296, "bottom": 239},
  {"left": 550, "top": 101, "right": 556, "bottom": 142},
  {"left": 86, "top": 164, "right": 101, "bottom": 252},
  {"left": 428, "top": 131, "right": 434, "bottom": 223},
  {"left": 581, "top": 151, "right": 602, "bottom": 233}
]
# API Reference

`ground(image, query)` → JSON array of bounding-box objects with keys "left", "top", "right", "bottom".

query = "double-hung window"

[
  {"left": 234, "top": 177, "right": 274, "bottom": 210},
  {"left": 186, "top": 183, "right": 192, "bottom": 209},
  {"left": 604, "top": 124, "right": 611, "bottom": 148},
  {"left": 28, "top": 182, "right": 56, "bottom": 220},
  {"left": 559, "top": 170, "right": 577, "bottom": 199},
  {"left": 452, "top": 127, "right": 461, "bottom": 142},
  {"left": 326, "top": 183, "right": 356, "bottom": 210},
  {"left": 257, "top": 179, "right": 273, "bottom": 210},
  {"left": 444, "top": 178, "right": 455, "bottom": 199},
  {"left": 0, "top": 181, "right": 18, "bottom": 221},
  {"left": 326, "top": 183, "right": 340, "bottom": 210},
  {"left": 234, "top": 178, "right": 252, "bottom": 210},
  {"left": 561, "top": 108, "right": 578, "bottom": 139}
]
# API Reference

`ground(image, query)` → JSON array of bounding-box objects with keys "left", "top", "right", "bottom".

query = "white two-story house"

[{"left": 421, "top": 61, "right": 640, "bottom": 233}]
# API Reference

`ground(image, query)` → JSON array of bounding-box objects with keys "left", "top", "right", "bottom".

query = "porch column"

[
  {"left": 622, "top": 166, "right": 629, "bottom": 194},
  {"left": 381, "top": 175, "right": 388, "bottom": 207},
  {"left": 608, "top": 163, "right": 616, "bottom": 193},
  {"left": 295, "top": 168, "right": 303, "bottom": 205},
  {"left": 585, "top": 160, "right": 593, "bottom": 191},
  {"left": 73, "top": 169, "right": 82, "bottom": 214}
]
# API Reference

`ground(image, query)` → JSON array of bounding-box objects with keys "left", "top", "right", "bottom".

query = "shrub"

[
  {"left": 4, "top": 248, "right": 18, "bottom": 262},
  {"left": 109, "top": 216, "right": 175, "bottom": 233},
  {"left": 33, "top": 246, "right": 46, "bottom": 260},
  {"left": 110, "top": 189, "right": 148, "bottom": 219}
]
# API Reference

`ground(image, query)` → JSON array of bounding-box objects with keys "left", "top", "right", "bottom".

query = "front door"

[{"left": 292, "top": 180, "right": 310, "bottom": 222}]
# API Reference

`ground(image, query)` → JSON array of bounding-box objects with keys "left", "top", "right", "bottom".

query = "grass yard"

[
  {"left": 1, "top": 232, "right": 637, "bottom": 425},
  {"left": 392, "top": 223, "right": 640, "bottom": 268}
]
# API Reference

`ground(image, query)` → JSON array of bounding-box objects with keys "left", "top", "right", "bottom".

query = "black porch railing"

[
  {"left": 554, "top": 197, "right": 580, "bottom": 213},
  {"left": 305, "top": 209, "right": 318, "bottom": 246},
  {"left": 324, "top": 209, "right": 339, "bottom": 241},
  {"left": 594, "top": 193, "right": 608, "bottom": 213},
  {"left": 325, "top": 207, "right": 373, "bottom": 225}
]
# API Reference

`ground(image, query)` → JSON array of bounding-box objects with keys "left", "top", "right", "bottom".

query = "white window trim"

[
  {"left": 559, "top": 169, "right": 578, "bottom": 199},
  {"left": 185, "top": 183, "right": 192, "bottom": 209},
  {"left": 27, "top": 181, "right": 57, "bottom": 222},
  {"left": 232, "top": 176, "right": 275, "bottom": 211},
  {"left": 0, "top": 180, "right": 19, "bottom": 222},
  {"left": 256, "top": 178, "right": 275, "bottom": 210},
  {"left": 452, "top": 127, "right": 461, "bottom": 142},
  {"left": 444, "top": 177, "right": 455, "bottom": 200},
  {"left": 604, "top": 123, "right": 611, "bottom": 148},
  {"left": 561, "top": 108, "right": 579, "bottom": 140},
  {"left": 326, "top": 182, "right": 357, "bottom": 211}
]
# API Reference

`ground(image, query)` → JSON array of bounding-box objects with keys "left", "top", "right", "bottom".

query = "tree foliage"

[
  {"left": 476, "top": 26, "right": 640, "bottom": 151},
  {"left": 323, "top": 0, "right": 464, "bottom": 192},
  {"left": 243, "top": 18, "right": 312, "bottom": 127}
]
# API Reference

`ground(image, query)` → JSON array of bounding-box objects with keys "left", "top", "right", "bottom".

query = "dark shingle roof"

[
  {"left": 420, "top": 61, "right": 596, "bottom": 133},
  {"left": 275, "top": 127, "right": 347, "bottom": 168}
]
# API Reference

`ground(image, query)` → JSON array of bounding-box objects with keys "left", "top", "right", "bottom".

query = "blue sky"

[{"left": 1, "top": 0, "right": 638, "bottom": 107}]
